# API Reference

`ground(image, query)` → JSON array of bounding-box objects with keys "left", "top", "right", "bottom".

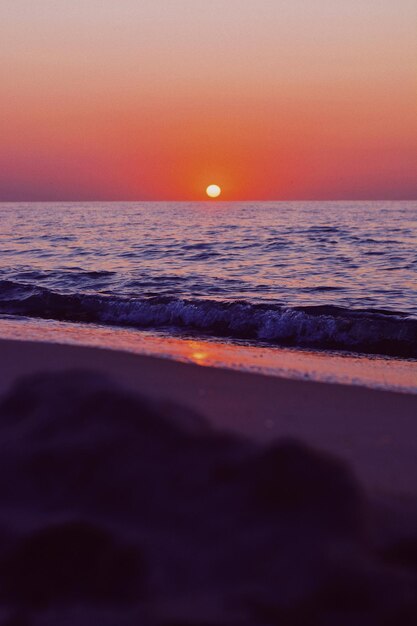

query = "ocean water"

[{"left": 0, "top": 201, "right": 416, "bottom": 358}]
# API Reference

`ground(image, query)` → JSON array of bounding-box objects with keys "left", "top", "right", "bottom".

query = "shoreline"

[
  {"left": 1, "top": 315, "right": 416, "bottom": 394},
  {"left": 1, "top": 336, "right": 416, "bottom": 496}
]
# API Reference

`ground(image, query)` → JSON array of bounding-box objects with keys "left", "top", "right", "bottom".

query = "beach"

[
  {"left": 0, "top": 336, "right": 416, "bottom": 624},
  {"left": 1, "top": 337, "right": 416, "bottom": 496},
  {"left": 2, "top": 0, "right": 416, "bottom": 619},
  {"left": 1, "top": 199, "right": 417, "bottom": 622}
]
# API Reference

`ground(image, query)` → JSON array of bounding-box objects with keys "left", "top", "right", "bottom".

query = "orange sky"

[{"left": 1, "top": 0, "right": 416, "bottom": 200}]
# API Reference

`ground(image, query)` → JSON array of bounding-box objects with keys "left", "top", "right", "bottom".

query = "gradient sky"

[{"left": 1, "top": 0, "right": 416, "bottom": 200}]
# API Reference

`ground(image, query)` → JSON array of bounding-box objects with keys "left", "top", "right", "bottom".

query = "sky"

[{"left": 0, "top": 0, "right": 416, "bottom": 200}]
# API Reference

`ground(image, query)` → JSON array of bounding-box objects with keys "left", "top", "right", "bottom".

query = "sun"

[{"left": 206, "top": 184, "right": 221, "bottom": 198}]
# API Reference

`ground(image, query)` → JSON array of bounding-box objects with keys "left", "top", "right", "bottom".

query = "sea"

[{"left": 0, "top": 201, "right": 416, "bottom": 389}]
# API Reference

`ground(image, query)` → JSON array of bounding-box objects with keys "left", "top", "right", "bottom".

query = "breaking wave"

[{"left": 1, "top": 279, "right": 416, "bottom": 358}]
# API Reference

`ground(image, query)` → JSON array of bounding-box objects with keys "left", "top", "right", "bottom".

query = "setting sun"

[{"left": 206, "top": 184, "right": 221, "bottom": 198}]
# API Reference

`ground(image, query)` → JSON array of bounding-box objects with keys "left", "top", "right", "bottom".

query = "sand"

[
  {"left": 0, "top": 338, "right": 416, "bottom": 624},
  {"left": 0, "top": 337, "right": 416, "bottom": 496}
]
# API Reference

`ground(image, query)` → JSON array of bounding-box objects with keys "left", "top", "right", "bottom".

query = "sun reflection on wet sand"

[
  {"left": 190, "top": 346, "right": 210, "bottom": 365},
  {"left": 0, "top": 317, "right": 416, "bottom": 394}
]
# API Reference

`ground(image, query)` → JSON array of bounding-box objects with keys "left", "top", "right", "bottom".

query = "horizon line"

[{"left": 1, "top": 198, "right": 416, "bottom": 204}]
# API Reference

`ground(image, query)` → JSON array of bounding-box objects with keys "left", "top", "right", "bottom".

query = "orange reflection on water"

[
  {"left": 0, "top": 317, "right": 416, "bottom": 394},
  {"left": 190, "top": 348, "right": 210, "bottom": 365}
]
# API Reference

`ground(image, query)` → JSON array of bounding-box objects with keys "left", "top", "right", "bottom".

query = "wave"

[{"left": 1, "top": 279, "right": 416, "bottom": 358}]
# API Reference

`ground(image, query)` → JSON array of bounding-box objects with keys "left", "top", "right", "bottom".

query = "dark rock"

[{"left": 0, "top": 520, "right": 145, "bottom": 608}]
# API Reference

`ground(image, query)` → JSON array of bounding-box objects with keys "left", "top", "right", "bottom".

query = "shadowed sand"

[
  {"left": 0, "top": 338, "right": 416, "bottom": 495},
  {"left": 0, "top": 339, "right": 416, "bottom": 623}
]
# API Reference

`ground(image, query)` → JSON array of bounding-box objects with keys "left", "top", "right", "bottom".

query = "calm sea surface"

[{"left": 0, "top": 201, "right": 416, "bottom": 358}]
